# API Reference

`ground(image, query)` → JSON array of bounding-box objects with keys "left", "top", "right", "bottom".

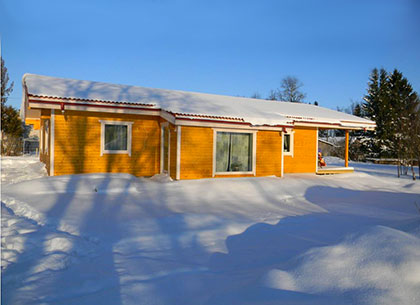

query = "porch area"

[
  {"left": 316, "top": 166, "right": 354, "bottom": 175},
  {"left": 316, "top": 129, "right": 353, "bottom": 175}
]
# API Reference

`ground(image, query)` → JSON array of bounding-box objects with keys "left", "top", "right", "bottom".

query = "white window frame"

[
  {"left": 283, "top": 130, "right": 294, "bottom": 157},
  {"left": 212, "top": 128, "right": 257, "bottom": 177},
  {"left": 100, "top": 120, "right": 133, "bottom": 156}
]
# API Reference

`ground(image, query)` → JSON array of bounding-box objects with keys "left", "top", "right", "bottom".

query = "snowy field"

[{"left": 1, "top": 156, "right": 420, "bottom": 305}]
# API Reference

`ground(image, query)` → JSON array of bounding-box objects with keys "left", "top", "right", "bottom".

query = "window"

[
  {"left": 100, "top": 120, "right": 133, "bottom": 156},
  {"left": 105, "top": 125, "right": 127, "bottom": 150},
  {"left": 215, "top": 131, "right": 253, "bottom": 173},
  {"left": 283, "top": 131, "right": 294, "bottom": 156},
  {"left": 284, "top": 134, "right": 290, "bottom": 152},
  {"left": 44, "top": 120, "right": 49, "bottom": 154}
]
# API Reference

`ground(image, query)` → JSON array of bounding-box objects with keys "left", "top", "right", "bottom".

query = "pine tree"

[
  {"left": 363, "top": 68, "right": 394, "bottom": 157},
  {"left": 363, "top": 68, "right": 380, "bottom": 119},
  {"left": 1, "top": 57, "right": 14, "bottom": 107},
  {"left": 387, "top": 69, "right": 419, "bottom": 178},
  {"left": 364, "top": 67, "right": 419, "bottom": 178}
]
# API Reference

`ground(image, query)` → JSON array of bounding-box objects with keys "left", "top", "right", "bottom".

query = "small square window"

[
  {"left": 105, "top": 125, "right": 128, "bottom": 151},
  {"left": 100, "top": 121, "right": 133, "bottom": 156}
]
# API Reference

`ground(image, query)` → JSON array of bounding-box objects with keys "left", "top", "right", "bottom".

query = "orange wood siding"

[
  {"left": 214, "top": 174, "right": 255, "bottom": 178},
  {"left": 53, "top": 110, "right": 161, "bottom": 176},
  {"left": 256, "top": 130, "right": 283, "bottom": 177},
  {"left": 169, "top": 124, "right": 177, "bottom": 179},
  {"left": 180, "top": 126, "right": 213, "bottom": 179},
  {"left": 284, "top": 127, "right": 317, "bottom": 173}
]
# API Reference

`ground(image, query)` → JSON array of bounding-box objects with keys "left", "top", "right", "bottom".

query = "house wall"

[
  {"left": 53, "top": 110, "right": 161, "bottom": 176},
  {"left": 284, "top": 127, "right": 317, "bottom": 173},
  {"left": 256, "top": 130, "right": 283, "bottom": 176},
  {"left": 41, "top": 109, "right": 317, "bottom": 178},
  {"left": 180, "top": 126, "right": 213, "bottom": 179},
  {"left": 179, "top": 127, "right": 284, "bottom": 179}
]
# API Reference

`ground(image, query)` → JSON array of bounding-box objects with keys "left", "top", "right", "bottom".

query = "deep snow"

[{"left": 1, "top": 156, "right": 420, "bottom": 305}]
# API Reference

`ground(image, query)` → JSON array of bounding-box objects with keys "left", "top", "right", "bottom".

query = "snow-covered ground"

[{"left": 1, "top": 156, "right": 420, "bottom": 305}]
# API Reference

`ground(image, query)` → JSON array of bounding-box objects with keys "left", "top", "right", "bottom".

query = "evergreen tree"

[
  {"left": 387, "top": 69, "right": 419, "bottom": 178},
  {"left": 363, "top": 67, "right": 419, "bottom": 178},
  {"left": 363, "top": 68, "right": 380, "bottom": 120},
  {"left": 1, "top": 57, "right": 14, "bottom": 107},
  {"left": 363, "top": 68, "right": 393, "bottom": 157},
  {"left": 2, "top": 105, "right": 23, "bottom": 137}
]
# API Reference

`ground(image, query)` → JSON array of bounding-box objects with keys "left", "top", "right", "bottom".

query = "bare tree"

[
  {"left": 277, "top": 76, "right": 306, "bottom": 103},
  {"left": 266, "top": 90, "right": 278, "bottom": 101},
  {"left": 250, "top": 92, "right": 262, "bottom": 99}
]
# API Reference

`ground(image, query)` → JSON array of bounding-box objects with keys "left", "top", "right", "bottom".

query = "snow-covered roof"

[{"left": 22, "top": 74, "right": 375, "bottom": 129}]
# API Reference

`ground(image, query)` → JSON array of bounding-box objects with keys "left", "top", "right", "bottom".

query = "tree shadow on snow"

[{"left": 201, "top": 186, "right": 420, "bottom": 305}]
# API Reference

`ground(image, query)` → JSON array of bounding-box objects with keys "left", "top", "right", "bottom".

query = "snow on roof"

[{"left": 23, "top": 74, "right": 375, "bottom": 128}]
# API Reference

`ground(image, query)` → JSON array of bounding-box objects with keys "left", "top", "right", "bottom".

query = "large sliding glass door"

[{"left": 215, "top": 131, "right": 253, "bottom": 173}]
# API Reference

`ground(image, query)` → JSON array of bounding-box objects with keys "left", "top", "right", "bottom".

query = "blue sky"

[{"left": 1, "top": 0, "right": 419, "bottom": 110}]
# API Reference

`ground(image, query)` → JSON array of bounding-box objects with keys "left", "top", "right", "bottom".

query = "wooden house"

[{"left": 21, "top": 74, "right": 375, "bottom": 179}]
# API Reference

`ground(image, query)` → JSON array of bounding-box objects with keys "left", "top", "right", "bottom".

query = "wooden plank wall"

[
  {"left": 283, "top": 127, "right": 317, "bottom": 173},
  {"left": 180, "top": 126, "right": 213, "bottom": 179},
  {"left": 53, "top": 110, "right": 161, "bottom": 176},
  {"left": 45, "top": 109, "right": 317, "bottom": 178},
  {"left": 179, "top": 128, "right": 284, "bottom": 179},
  {"left": 256, "top": 130, "right": 283, "bottom": 176}
]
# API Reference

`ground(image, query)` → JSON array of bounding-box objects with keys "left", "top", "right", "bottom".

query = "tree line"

[
  {"left": 1, "top": 58, "right": 24, "bottom": 155},
  {"left": 350, "top": 68, "right": 419, "bottom": 179}
]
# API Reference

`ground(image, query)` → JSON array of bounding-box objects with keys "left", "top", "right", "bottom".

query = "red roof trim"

[
  {"left": 28, "top": 99, "right": 160, "bottom": 112},
  {"left": 28, "top": 94, "right": 155, "bottom": 107},
  {"left": 175, "top": 117, "right": 292, "bottom": 128},
  {"left": 175, "top": 117, "right": 252, "bottom": 126},
  {"left": 171, "top": 111, "right": 245, "bottom": 122}
]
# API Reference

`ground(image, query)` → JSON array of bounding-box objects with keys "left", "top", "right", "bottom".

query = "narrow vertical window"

[
  {"left": 44, "top": 120, "right": 49, "bottom": 154},
  {"left": 283, "top": 132, "right": 294, "bottom": 156},
  {"left": 284, "top": 134, "right": 290, "bottom": 153}
]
